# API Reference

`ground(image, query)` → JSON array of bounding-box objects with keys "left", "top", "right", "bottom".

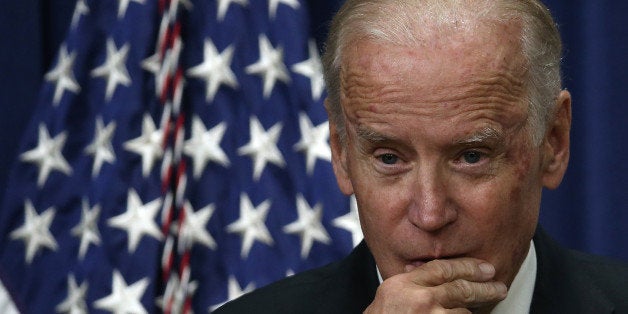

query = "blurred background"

[{"left": 0, "top": 0, "right": 626, "bottom": 313}]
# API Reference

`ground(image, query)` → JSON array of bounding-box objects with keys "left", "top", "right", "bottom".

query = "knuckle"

[
  {"left": 430, "top": 261, "right": 456, "bottom": 282},
  {"left": 454, "top": 259, "right": 480, "bottom": 279},
  {"left": 450, "top": 279, "right": 476, "bottom": 302},
  {"left": 414, "top": 288, "right": 437, "bottom": 304},
  {"left": 410, "top": 289, "right": 442, "bottom": 312},
  {"left": 376, "top": 279, "right": 400, "bottom": 298},
  {"left": 377, "top": 275, "right": 416, "bottom": 300},
  {"left": 374, "top": 277, "right": 448, "bottom": 312}
]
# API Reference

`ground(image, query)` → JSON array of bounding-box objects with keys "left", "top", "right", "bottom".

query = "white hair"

[{"left": 322, "top": 0, "right": 563, "bottom": 145}]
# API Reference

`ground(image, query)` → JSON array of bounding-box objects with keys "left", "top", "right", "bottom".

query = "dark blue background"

[{"left": 1, "top": 0, "right": 627, "bottom": 262}]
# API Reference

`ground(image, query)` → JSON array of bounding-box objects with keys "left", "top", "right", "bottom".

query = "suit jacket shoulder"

[
  {"left": 531, "top": 227, "right": 628, "bottom": 313},
  {"left": 213, "top": 241, "right": 379, "bottom": 314}
]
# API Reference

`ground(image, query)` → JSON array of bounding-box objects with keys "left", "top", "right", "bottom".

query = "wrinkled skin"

[{"left": 327, "top": 22, "right": 571, "bottom": 313}]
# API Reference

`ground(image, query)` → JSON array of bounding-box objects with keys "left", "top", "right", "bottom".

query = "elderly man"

[{"left": 215, "top": 0, "right": 628, "bottom": 312}]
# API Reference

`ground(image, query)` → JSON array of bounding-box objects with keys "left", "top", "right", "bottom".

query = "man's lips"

[{"left": 408, "top": 254, "right": 465, "bottom": 267}]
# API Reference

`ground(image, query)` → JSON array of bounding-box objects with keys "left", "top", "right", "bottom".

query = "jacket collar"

[{"left": 530, "top": 227, "right": 615, "bottom": 313}]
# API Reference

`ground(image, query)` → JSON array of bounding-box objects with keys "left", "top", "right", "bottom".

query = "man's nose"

[{"left": 406, "top": 167, "right": 457, "bottom": 232}]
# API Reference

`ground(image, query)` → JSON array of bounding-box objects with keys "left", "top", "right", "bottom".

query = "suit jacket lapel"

[
  {"left": 530, "top": 227, "right": 615, "bottom": 313},
  {"left": 316, "top": 241, "right": 380, "bottom": 313}
]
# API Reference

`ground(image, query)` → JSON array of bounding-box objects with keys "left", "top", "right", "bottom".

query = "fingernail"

[
  {"left": 479, "top": 263, "right": 495, "bottom": 276},
  {"left": 496, "top": 282, "right": 508, "bottom": 298},
  {"left": 405, "top": 264, "right": 416, "bottom": 272}
]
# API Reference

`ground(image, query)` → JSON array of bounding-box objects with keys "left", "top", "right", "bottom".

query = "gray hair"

[{"left": 322, "top": 0, "right": 563, "bottom": 145}]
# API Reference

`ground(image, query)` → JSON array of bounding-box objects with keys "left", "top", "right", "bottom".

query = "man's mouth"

[{"left": 409, "top": 254, "right": 465, "bottom": 267}]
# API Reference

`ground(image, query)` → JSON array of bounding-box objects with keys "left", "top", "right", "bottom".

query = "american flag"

[{"left": 0, "top": 0, "right": 362, "bottom": 312}]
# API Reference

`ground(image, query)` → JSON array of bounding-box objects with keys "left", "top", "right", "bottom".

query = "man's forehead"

[
  {"left": 344, "top": 34, "right": 524, "bottom": 80},
  {"left": 338, "top": 35, "right": 528, "bottom": 118}
]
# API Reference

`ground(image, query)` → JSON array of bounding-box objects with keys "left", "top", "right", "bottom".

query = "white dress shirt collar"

[{"left": 491, "top": 240, "right": 537, "bottom": 314}]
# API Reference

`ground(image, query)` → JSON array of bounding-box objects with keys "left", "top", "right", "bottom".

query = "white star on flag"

[
  {"left": 333, "top": 195, "right": 363, "bottom": 247},
  {"left": 226, "top": 193, "right": 274, "bottom": 258},
  {"left": 238, "top": 116, "right": 285, "bottom": 181},
  {"left": 84, "top": 117, "right": 117, "bottom": 178},
  {"left": 10, "top": 200, "right": 58, "bottom": 264},
  {"left": 293, "top": 112, "right": 331, "bottom": 175},
  {"left": 94, "top": 270, "right": 149, "bottom": 314},
  {"left": 141, "top": 51, "right": 163, "bottom": 95},
  {"left": 44, "top": 45, "right": 81, "bottom": 106},
  {"left": 55, "top": 274, "right": 88, "bottom": 314},
  {"left": 71, "top": 198, "right": 102, "bottom": 260},
  {"left": 123, "top": 113, "right": 164, "bottom": 177},
  {"left": 107, "top": 189, "right": 163, "bottom": 253},
  {"left": 283, "top": 194, "right": 331, "bottom": 259},
  {"left": 71, "top": 0, "right": 90, "bottom": 28},
  {"left": 210, "top": 276, "right": 255, "bottom": 311},
  {"left": 184, "top": 116, "right": 230, "bottom": 178},
  {"left": 19, "top": 123, "right": 72, "bottom": 187},
  {"left": 216, "top": 0, "right": 248, "bottom": 21},
  {"left": 187, "top": 39, "right": 238, "bottom": 102},
  {"left": 245, "top": 34, "right": 291, "bottom": 98},
  {"left": 90, "top": 38, "right": 131, "bottom": 102},
  {"left": 292, "top": 39, "right": 325, "bottom": 101},
  {"left": 268, "top": 0, "right": 300, "bottom": 20},
  {"left": 179, "top": 201, "right": 217, "bottom": 250},
  {"left": 116, "top": 0, "right": 145, "bottom": 19}
]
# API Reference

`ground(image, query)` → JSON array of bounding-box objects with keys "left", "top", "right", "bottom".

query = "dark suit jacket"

[{"left": 214, "top": 227, "right": 628, "bottom": 313}]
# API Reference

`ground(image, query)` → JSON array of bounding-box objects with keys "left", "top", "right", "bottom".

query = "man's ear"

[
  {"left": 541, "top": 90, "right": 572, "bottom": 189},
  {"left": 326, "top": 99, "right": 354, "bottom": 196}
]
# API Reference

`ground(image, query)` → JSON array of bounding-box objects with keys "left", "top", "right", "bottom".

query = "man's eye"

[
  {"left": 462, "top": 151, "right": 483, "bottom": 164},
  {"left": 379, "top": 153, "right": 399, "bottom": 165}
]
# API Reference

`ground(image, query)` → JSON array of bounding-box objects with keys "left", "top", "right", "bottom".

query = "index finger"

[{"left": 407, "top": 258, "right": 497, "bottom": 286}]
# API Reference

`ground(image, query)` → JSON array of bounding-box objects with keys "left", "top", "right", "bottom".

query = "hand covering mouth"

[{"left": 408, "top": 254, "right": 465, "bottom": 267}]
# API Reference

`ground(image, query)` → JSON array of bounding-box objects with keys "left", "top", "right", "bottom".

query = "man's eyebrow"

[
  {"left": 453, "top": 127, "right": 503, "bottom": 145},
  {"left": 355, "top": 126, "right": 393, "bottom": 143}
]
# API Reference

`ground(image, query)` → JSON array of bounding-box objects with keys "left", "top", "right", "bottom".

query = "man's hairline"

[{"left": 324, "top": 0, "right": 562, "bottom": 148}]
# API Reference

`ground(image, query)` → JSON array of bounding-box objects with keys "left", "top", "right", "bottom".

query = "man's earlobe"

[{"left": 542, "top": 90, "right": 572, "bottom": 189}]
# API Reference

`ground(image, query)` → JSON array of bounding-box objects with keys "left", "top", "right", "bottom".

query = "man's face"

[{"left": 329, "top": 27, "right": 566, "bottom": 286}]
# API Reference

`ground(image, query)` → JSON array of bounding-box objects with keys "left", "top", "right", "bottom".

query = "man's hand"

[{"left": 364, "top": 258, "right": 507, "bottom": 313}]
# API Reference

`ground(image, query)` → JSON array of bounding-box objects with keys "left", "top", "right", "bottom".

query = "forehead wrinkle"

[
  {"left": 470, "top": 71, "right": 526, "bottom": 102},
  {"left": 393, "top": 70, "right": 526, "bottom": 111},
  {"left": 342, "top": 68, "right": 526, "bottom": 118},
  {"left": 339, "top": 32, "right": 529, "bottom": 113},
  {"left": 351, "top": 101, "right": 525, "bottom": 130},
  {"left": 340, "top": 66, "right": 408, "bottom": 110}
]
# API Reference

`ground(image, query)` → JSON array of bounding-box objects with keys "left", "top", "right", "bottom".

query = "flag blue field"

[{"left": 0, "top": 0, "right": 360, "bottom": 312}]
